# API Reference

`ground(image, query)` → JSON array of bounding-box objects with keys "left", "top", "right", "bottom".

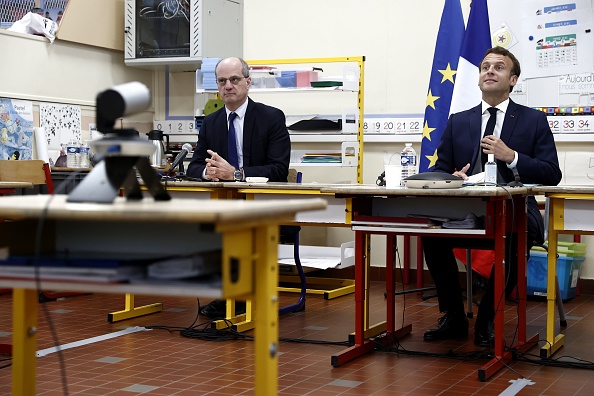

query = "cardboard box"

[{"left": 527, "top": 250, "right": 584, "bottom": 301}]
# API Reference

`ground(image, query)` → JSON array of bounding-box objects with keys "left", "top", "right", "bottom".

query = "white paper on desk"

[
  {"left": 278, "top": 257, "right": 342, "bottom": 270},
  {"left": 464, "top": 172, "right": 485, "bottom": 185},
  {"left": 278, "top": 244, "right": 343, "bottom": 270}
]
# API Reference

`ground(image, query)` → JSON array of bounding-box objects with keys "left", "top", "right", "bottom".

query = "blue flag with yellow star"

[{"left": 419, "top": 0, "right": 465, "bottom": 173}]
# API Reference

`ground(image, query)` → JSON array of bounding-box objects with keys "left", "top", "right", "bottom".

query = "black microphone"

[
  {"left": 507, "top": 167, "right": 523, "bottom": 187},
  {"left": 169, "top": 143, "right": 193, "bottom": 172}
]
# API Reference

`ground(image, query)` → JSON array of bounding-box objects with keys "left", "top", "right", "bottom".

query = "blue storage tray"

[{"left": 527, "top": 251, "right": 584, "bottom": 301}]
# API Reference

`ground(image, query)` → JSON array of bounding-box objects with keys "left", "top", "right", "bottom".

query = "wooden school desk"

[
  {"left": 106, "top": 181, "right": 228, "bottom": 323},
  {"left": 531, "top": 186, "right": 594, "bottom": 358},
  {"left": 158, "top": 181, "right": 355, "bottom": 332},
  {"left": 0, "top": 194, "right": 326, "bottom": 396},
  {"left": 321, "top": 184, "right": 537, "bottom": 381},
  {"left": 0, "top": 181, "right": 33, "bottom": 195}
]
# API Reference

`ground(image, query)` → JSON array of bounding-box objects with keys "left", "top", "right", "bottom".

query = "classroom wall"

[
  {"left": 0, "top": 25, "right": 154, "bottom": 138},
  {"left": 3, "top": 1, "right": 593, "bottom": 279},
  {"left": 239, "top": 0, "right": 594, "bottom": 278}
]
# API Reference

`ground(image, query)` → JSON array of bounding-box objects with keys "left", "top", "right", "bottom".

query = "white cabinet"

[{"left": 124, "top": 0, "right": 243, "bottom": 71}]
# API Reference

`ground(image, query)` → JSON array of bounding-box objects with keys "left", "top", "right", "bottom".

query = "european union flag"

[{"left": 419, "top": 0, "right": 465, "bottom": 173}]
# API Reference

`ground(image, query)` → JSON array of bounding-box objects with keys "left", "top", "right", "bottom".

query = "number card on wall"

[
  {"left": 363, "top": 117, "right": 423, "bottom": 134},
  {"left": 548, "top": 115, "right": 594, "bottom": 133},
  {"left": 153, "top": 120, "right": 196, "bottom": 135}
]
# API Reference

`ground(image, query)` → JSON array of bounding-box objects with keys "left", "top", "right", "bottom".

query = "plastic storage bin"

[
  {"left": 527, "top": 247, "right": 585, "bottom": 301},
  {"left": 250, "top": 68, "right": 279, "bottom": 88},
  {"left": 275, "top": 71, "right": 297, "bottom": 88},
  {"left": 296, "top": 70, "right": 319, "bottom": 87}
]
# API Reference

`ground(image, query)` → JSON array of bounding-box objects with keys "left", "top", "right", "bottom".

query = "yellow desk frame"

[
  {"left": 0, "top": 194, "right": 326, "bottom": 396},
  {"left": 114, "top": 182, "right": 355, "bottom": 330},
  {"left": 109, "top": 182, "right": 234, "bottom": 323},
  {"left": 532, "top": 186, "right": 594, "bottom": 358},
  {"left": 238, "top": 185, "right": 354, "bottom": 302}
]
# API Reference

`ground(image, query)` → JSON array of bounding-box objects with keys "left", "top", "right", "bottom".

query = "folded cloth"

[
  {"left": 8, "top": 12, "right": 58, "bottom": 43},
  {"left": 442, "top": 213, "right": 483, "bottom": 229}
]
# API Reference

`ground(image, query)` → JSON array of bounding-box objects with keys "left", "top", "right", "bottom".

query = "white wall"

[
  {"left": 0, "top": 28, "right": 154, "bottom": 135},
  {"left": 0, "top": 30, "right": 152, "bottom": 107},
  {"left": 5, "top": 1, "right": 592, "bottom": 279},
  {"left": 246, "top": 0, "right": 470, "bottom": 115},
  {"left": 238, "top": 0, "right": 594, "bottom": 278}
]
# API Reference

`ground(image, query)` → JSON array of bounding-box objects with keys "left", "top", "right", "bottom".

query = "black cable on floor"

[{"left": 147, "top": 298, "right": 352, "bottom": 346}]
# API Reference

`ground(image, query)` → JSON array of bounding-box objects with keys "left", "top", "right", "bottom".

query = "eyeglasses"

[{"left": 217, "top": 76, "right": 246, "bottom": 86}]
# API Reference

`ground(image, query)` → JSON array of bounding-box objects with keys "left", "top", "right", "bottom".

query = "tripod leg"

[
  {"left": 68, "top": 157, "right": 137, "bottom": 203},
  {"left": 135, "top": 157, "right": 170, "bottom": 201}
]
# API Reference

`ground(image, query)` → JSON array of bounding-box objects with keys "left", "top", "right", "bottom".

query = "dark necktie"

[
  {"left": 481, "top": 107, "right": 498, "bottom": 170},
  {"left": 227, "top": 112, "right": 239, "bottom": 169}
]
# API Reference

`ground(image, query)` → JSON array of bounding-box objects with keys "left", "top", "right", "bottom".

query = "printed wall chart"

[{"left": 0, "top": 98, "right": 34, "bottom": 160}]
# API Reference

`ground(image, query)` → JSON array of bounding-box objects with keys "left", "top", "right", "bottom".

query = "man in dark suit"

[
  {"left": 187, "top": 57, "right": 291, "bottom": 319},
  {"left": 187, "top": 57, "right": 290, "bottom": 182},
  {"left": 422, "top": 46, "right": 562, "bottom": 346}
]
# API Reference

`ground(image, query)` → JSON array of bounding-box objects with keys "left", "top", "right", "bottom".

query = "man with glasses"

[
  {"left": 187, "top": 57, "right": 291, "bottom": 319},
  {"left": 187, "top": 57, "right": 290, "bottom": 183}
]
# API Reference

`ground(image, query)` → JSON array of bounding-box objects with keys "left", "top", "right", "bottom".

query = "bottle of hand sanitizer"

[{"left": 484, "top": 154, "right": 497, "bottom": 185}]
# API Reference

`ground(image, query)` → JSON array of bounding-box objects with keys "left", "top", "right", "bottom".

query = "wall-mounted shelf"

[
  {"left": 243, "top": 57, "right": 365, "bottom": 182},
  {"left": 289, "top": 142, "right": 359, "bottom": 168},
  {"left": 289, "top": 134, "right": 358, "bottom": 143},
  {"left": 364, "top": 134, "right": 423, "bottom": 143},
  {"left": 196, "top": 87, "right": 358, "bottom": 94}
]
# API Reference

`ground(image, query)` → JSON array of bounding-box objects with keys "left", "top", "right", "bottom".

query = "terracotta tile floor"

[{"left": 1, "top": 282, "right": 593, "bottom": 395}]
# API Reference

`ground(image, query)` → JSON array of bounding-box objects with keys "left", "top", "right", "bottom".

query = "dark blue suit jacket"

[
  {"left": 187, "top": 98, "right": 290, "bottom": 182},
  {"left": 435, "top": 100, "right": 561, "bottom": 186},
  {"left": 435, "top": 99, "right": 562, "bottom": 243}
]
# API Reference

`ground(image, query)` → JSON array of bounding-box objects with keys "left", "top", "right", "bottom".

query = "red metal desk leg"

[
  {"left": 331, "top": 231, "right": 375, "bottom": 366},
  {"left": 417, "top": 237, "right": 424, "bottom": 294},
  {"left": 478, "top": 197, "right": 537, "bottom": 381},
  {"left": 386, "top": 234, "right": 396, "bottom": 331},
  {"left": 332, "top": 231, "right": 412, "bottom": 367},
  {"left": 403, "top": 235, "right": 410, "bottom": 284},
  {"left": 0, "top": 342, "right": 11, "bottom": 354},
  {"left": 387, "top": 234, "right": 412, "bottom": 338}
]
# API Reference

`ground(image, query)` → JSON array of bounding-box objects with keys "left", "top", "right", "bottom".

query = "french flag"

[{"left": 449, "top": 0, "right": 492, "bottom": 115}]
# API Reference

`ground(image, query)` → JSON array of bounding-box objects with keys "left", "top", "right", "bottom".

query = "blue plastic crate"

[
  {"left": 275, "top": 71, "right": 297, "bottom": 88},
  {"left": 527, "top": 251, "right": 584, "bottom": 301}
]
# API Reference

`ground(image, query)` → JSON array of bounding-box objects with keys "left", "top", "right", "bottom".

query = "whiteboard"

[{"left": 488, "top": 0, "right": 594, "bottom": 107}]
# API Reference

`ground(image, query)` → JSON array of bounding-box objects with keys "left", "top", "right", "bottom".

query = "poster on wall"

[
  {"left": 39, "top": 103, "right": 81, "bottom": 165},
  {"left": 0, "top": 98, "right": 34, "bottom": 160},
  {"left": 521, "top": 0, "right": 593, "bottom": 79}
]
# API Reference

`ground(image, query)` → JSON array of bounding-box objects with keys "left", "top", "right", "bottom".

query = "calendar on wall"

[{"left": 536, "top": 34, "right": 578, "bottom": 69}]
